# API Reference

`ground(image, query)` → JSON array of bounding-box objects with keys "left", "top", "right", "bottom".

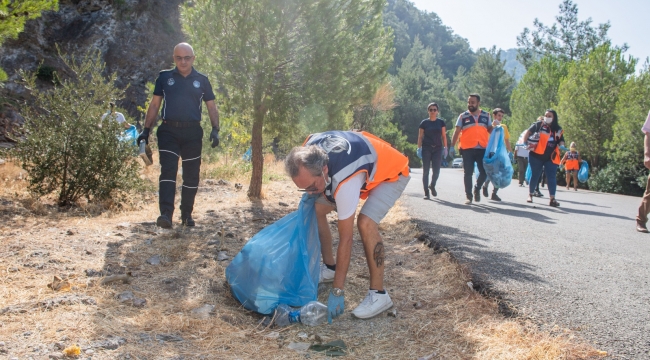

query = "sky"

[{"left": 410, "top": 0, "right": 650, "bottom": 64}]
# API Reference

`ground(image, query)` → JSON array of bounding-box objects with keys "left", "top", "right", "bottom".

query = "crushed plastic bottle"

[{"left": 274, "top": 301, "right": 328, "bottom": 327}]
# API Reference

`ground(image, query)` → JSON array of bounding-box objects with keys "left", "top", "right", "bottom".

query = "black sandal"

[{"left": 549, "top": 198, "right": 560, "bottom": 207}]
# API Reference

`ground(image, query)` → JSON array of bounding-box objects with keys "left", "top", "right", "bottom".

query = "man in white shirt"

[
  {"left": 101, "top": 102, "right": 131, "bottom": 129},
  {"left": 636, "top": 110, "right": 650, "bottom": 233},
  {"left": 285, "top": 131, "right": 410, "bottom": 322}
]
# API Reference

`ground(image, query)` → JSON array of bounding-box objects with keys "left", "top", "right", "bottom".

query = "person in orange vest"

[
  {"left": 451, "top": 94, "right": 493, "bottom": 204},
  {"left": 523, "top": 109, "right": 567, "bottom": 207},
  {"left": 285, "top": 131, "right": 410, "bottom": 322},
  {"left": 560, "top": 142, "right": 582, "bottom": 191},
  {"left": 636, "top": 110, "right": 650, "bottom": 233}
]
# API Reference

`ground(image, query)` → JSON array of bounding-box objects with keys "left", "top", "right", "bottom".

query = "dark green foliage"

[
  {"left": 588, "top": 161, "right": 645, "bottom": 196},
  {"left": 391, "top": 37, "right": 450, "bottom": 143},
  {"left": 36, "top": 64, "right": 58, "bottom": 83},
  {"left": 467, "top": 47, "right": 516, "bottom": 113},
  {"left": 516, "top": 0, "right": 620, "bottom": 69},
  {"left": 17, "top": 50, "right": 141, "bottom": 206},
  {"left": 557, "top": 44, "right": 636, "bottom": 169},
  {"left": 383, "top": 0, "right": 475, "bottom": 78}
]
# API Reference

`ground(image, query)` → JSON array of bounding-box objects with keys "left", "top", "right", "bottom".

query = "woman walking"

[
  {"left": 523, "top": 109, "right": 566, "bottom": 207},
  {"left": 417, "top": 102, "right": 447, "bottom": 199},
  {"left": 560, "top": 142, "right": 582, "bottom": 191}
]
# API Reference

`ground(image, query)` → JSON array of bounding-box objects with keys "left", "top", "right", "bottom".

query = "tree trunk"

[{"left": 248, "top": 103, "right": 265, "bottom": 199}]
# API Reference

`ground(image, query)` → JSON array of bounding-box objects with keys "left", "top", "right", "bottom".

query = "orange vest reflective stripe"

[
  {"left": 565, "top": 151, "right": 580, "bottom": 170},
  {"left": 459, "top": 110, "right": 490, "bottom": 149},
  {"left": 532, "top": 124, "right": 563, "bottom": 155},
  {"left": 304, "top": 131, "right": 409, "bottom": 202}
]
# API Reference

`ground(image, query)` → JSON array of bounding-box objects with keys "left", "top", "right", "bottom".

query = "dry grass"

[{"left": 0, "top": 159, "right": 604, "bottom": 359}]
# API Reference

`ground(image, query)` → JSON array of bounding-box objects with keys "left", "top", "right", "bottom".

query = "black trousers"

[
  {"left": 421, "top": 147, "right": 443, "bottom": 196},
  {"left": 461, "top": 148, "right": 487, "bottom": 198},
  {"left": 156, "top": 123, "right": 203, "bottom": 219},
  {"left": 516, "top": 156, "right": 528, "bottom": 185}
]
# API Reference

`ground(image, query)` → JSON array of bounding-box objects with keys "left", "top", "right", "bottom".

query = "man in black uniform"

[{"left": 137, "top": 42, "right": 220, "bottom": 228}]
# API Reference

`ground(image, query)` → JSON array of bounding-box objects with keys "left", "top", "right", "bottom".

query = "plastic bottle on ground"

[{"left": 274, "top": 301, "right": 328, "bottom": 327}]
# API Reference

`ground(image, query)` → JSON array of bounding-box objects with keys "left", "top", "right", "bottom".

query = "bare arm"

[
  {"left": 143, "top": 95, "right": 163, "bottom": 129},
  {"left": 442, "top": 126, "right": 447, "bottom": 148},
  {"left": 205, "top": 100, "right": 220, "bottom": 129},
  {"left": 451, "top": 126, "right": 461, "bottom": 147},
  {"left": 417, "top": 128, "right": 424, "bottom": 148},
  {"left": 332, "top": 215, "right": 355, "bottom": 290},
  {"left": 643, "top": 134, "right": 650, "bottom": 169}
]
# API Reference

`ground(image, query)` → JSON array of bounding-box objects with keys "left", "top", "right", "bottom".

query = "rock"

[
  {"left": 234, "top": 183, "right": 243, "bottom": 190},
  {"left": 297, "top": 332, "right": 308, "bottom": 339},
  {"left": 132, "top": 298, "right": 147, "bottom": 307},
  {"left": 204, "top": 179, "right": 217, "bottom": 185},
  {"left": 54, "top": 342, "right": 65, "bottom": 350},
  {"left": 92, "top": 336, "right": 126, "bottom": 350},
  {"left": 155, "top": 334, "right": 183, "bottom": 342},
  {"left": 66, "top": 230, "right": 74, "bottom": 235},
  {"left": 207, "top": 240, "right": 220, "bottom": 246},
  {"left": 85, "top": 349, "right": 94, "bottom": 355},
  {"left": 264, "top": 332, "right": 280, "bottom": 339},
  {"left": 48, "top": 354, "right": 63, "bottom": 360},
  {"left": 387, "top": 308, "right": 397, "bottom": 317},
  {"left": 146, "top": 255, "right": 161, "bottom": 265},
  {"left": 8, "top": 267, "right": 19, "bottom": 272},
  {"left": 117, "top": 291, "right": 135, "bottom": 302},
  {"left": 144, "top": 238, "right": 152, "bottom": 245},
  {"left": 287, "top": 342, "right": 310, "bottom": 352},
  {"left": 278, "top": 202, "right": 289, "bottom": 207},
  {"left": 413, "top": 301, "right": 423, "bottom": 309},
  {"left": 191, "top": 304, "right": 215, "bottom": 319},
  {"left": 217, "top": 179, "right": 230, "bottom": 186},
  {"left": 417, "top": 352, "right": 437, "bottom": 360},
  {"left": 84, "top": 269, "right": 103, "bottom": 277},
  {"left": 216, "top": 252, "right": 229, "bottom": 261},
  {"left": 0, "top": 341, "right": 5, "bottom": 347}
]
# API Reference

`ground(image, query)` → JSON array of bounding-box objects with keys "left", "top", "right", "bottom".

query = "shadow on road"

[
  {"left": 558, "top": 198, "right": 611, "bottom": 208},
  {"left": 429, "top": 198, "right": 557, "bottom": 224},
  {"left": 413, "top": 218, "right": 546, "bottom": 287}
]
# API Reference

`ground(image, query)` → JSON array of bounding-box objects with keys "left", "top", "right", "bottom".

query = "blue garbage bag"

[
  {"left": 578, "top": 160, "right": 589, "bottom": 183},
  {"left": 525, "top": 163, "right": 531, "bottom": 184},
  {"left": 119, "top": 125, "right": 138, "bottom": 146},
  {"left": 243, "top": 146, "right": 252, "bottom": 161},
  {"left": 482, "top": 127, "right": 513, "bottom": 188},
  {"left": 225, "top": 193, "right": 321, "bottom": 314}
]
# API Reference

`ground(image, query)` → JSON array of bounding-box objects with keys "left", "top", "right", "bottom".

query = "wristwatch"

[{"left": 331, "top": 288, "right": 344, "bottom": 297}]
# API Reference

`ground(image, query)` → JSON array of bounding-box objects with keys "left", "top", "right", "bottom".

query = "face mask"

[
  {"left": 494, "top": 120, "right": 501, "bottom": 125},
  {"left": 544, "top": 117, "right": 553, "bottom": 124}
]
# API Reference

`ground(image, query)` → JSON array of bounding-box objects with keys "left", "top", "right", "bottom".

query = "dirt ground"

[{"left": 0, "top": 159, "right": 603, "bottom": 359}]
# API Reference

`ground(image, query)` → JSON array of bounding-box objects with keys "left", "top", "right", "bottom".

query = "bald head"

[
  {"left": 174, "top": 42, "right": 195, "bottom": 56},
  {"left": 173, "top": 43, "right": 196, "bottom": 76}
]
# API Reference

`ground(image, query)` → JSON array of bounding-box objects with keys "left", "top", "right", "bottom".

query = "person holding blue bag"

[
  {"left": 416, "top": 102, "right": 447, "bottom": 199},
  {"left": 482, "top": 108, "right": 512, "bottom": 201},
  {"left": 523, "top": 109, "right": 566, "bottom": 207},
  {"left": 560, "top": 142, "right": 582, "bottom": 191},
  {"left": 285, "top": 131, "right": 410, "bottom": 322}
]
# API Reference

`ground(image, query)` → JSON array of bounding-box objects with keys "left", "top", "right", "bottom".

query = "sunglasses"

[
  {"left": 428, "top": 108, "right": 438, "bottom": 112},
  {"left": 175, "top": 56, "right": 194, "bottom": 62}
]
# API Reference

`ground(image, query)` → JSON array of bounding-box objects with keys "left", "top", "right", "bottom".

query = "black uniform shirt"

[{"left": 153, "top": 67, "right": 216, "bottom": 122}]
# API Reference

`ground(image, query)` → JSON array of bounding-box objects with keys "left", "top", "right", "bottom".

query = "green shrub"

[
  {"left": 17, "top": 50, "right": 141, "bottom": 206},
  {"left": 588, "top": 162, "right": 646, "bottom": 196}
]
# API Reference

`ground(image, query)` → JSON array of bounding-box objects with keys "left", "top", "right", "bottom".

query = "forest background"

[{"left": 1, "top": 0, "right": 649, "bottom": 202}]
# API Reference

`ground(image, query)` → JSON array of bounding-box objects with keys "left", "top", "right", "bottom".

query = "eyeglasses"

[
  {"left": 297, "top": 172, "right": 328, "bottom": 193},
  {"left": 174, "top": 56, "right": 194, "bottom": 62},
  {"left": 428, "top": 108, "right": 438, "bottom": 112}
]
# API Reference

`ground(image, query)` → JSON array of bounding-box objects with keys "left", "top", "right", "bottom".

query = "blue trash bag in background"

[
  {"left": 482, "top": 127, "right": 513, "bottom": 188},
  {"left": 578, "top": 160, "right": 589, "bottom": 183},
  {"left": 120, "top": 125, "right": 138, "bottom": 146},
  {"left": 525, "top": 163, "right": 531, "bottom": 184},
  {"left": 242, "top": 146, "right": 252, "bottom": 161},
  {"left": 225, "top": 193, "right": 321, "bottom": 315}
]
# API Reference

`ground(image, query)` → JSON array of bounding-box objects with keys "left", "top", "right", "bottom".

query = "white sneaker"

[
  {"left": 319, "top": 263, "right": 335, "bottom": 283},
  {"left": 352, "top": 290, "right": 393, "bottom": 319}
]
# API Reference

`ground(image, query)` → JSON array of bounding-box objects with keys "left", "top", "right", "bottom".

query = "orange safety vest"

[
  {"left": 304, "top": 131, "right": 410, "bottom": 202},
  {"left": 458, "top": 110, "right": 490, "bottom": 149},
  {"left": 565, "top": 151, "right": 580, "bottom": 170},
  {"left": 532, "top": 122, "right": 563, "bottom": 165}
]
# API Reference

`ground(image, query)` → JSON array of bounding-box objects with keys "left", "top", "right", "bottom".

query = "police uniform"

[{"left": 153, "top": 67, "right": 215, "bottom": 221}]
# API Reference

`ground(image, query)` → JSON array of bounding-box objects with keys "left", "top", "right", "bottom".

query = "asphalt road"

[{"left": 402, "top": 167, "right": 650, "bottom": 359}]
